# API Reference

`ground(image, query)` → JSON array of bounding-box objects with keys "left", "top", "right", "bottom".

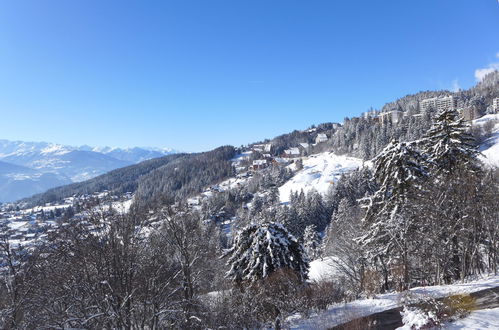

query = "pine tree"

[
  {"left": 303, "top": 224, "right": 321, "bottom": 260},
  {"left": 267, "top": 186, "right": 280, "bottom": 205},
  {"left": 359, "top": 139, "right": 428, "bottom": 290},
  {"left": 420, "top": 108, "right": 483, "bottom": 282},
  {"left": 223, "top": 222, "right": 309, "bottom": 284},
  {"left": 281, "top": 205, "right": 302, "bottom": 238},
  {"left": 305, "top": 190, "right": 330, "bottom": 232},
  {"left": 423, "top": 108, "right": 479, "bottom": 175}
]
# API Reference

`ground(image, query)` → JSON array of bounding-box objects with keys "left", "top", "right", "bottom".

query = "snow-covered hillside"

[
  {"left": 276, "top": 113, "right": 499, "bottom": 205},
  {"left": 474, "top": 113, "right": 499, "bottom": 168},
  {"left": 279, "top": 152, "right": 365, "bottom": 202}
]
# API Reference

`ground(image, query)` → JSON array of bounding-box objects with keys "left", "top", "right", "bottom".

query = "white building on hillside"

[
  {"left": 419, "top": 95, "right": 456, "bottom": 113},
  {"left": 284, "top": 148, "right": 300, "bottom": 158},
  {"left": 493, "top": 98, "right": 499, "bottom": 112},
  {"left": 315, "top": 133, "right": 328, "bottom": 144},
  {"left": 457, "top": 107, "right": 480, "bottom": 121}
]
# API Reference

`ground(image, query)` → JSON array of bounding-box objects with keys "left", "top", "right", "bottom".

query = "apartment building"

[
  {"left": 419, "top": 95, "right": 456, "bottom": 113},
  {"left": 493, "top": 98, "right": 499, "bottom": 112}
]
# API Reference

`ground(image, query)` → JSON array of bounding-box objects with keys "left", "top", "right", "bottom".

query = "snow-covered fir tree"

[
  {"left": 419, "top": 108, "right": 484, "bottom": 282},
  {"left": 359, "top": 139, "right": 429, "bottom": 290},
  {"left": 305, "top": 190, "right": 330, "bottom": 232},
  {"left": 303, "top": 224, "right": 321, "bottom": 260},
  {"left": 423, "top": 108, "right": 479, "bottom": 175},
  {"left": 369, "top": 139, "right": 429, "bottom": 203},
  {"left": 223, "top": 222, "right": 309, "bottom": 284}
]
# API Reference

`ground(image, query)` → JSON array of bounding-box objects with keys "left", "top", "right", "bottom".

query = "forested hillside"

[{"left": 252, "top": 71, "right": 499, "bottom": 161}]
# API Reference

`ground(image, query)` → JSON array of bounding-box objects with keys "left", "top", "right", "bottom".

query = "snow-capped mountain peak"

[{"left": 40, "top": 144, "right": 72, "bottom": 156}]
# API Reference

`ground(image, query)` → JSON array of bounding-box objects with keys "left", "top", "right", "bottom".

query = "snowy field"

[
  {"left": 279, "top": 152, "right": 365, "bottom": 202},
  {"left": 288, "top": 274, "right": 499, "bottom": 329}
]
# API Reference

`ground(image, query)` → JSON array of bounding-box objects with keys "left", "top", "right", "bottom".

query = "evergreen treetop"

[{"left": 223, "top": 222, "right": 309, "bottom": 284}]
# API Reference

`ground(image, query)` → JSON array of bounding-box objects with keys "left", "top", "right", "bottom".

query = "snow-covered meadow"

[{"left": 279, "top": 152, "right": 365, "bottom": 203}]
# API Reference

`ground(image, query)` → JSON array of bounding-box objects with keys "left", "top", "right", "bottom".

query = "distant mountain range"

[{"left": 0, "top": 139, "right": 178, "bottom": 202}]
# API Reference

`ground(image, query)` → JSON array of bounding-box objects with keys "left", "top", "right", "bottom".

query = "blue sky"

[{"left": 0, "top": 0, "right": 498, "bottom": 152}]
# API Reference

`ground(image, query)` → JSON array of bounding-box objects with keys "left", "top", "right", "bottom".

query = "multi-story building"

[
  {"left": 457, "top": 107, "right": 480, "bottom": 122},
  {"left": 419, "top": 95, "right": 456, "bottom": 113},
  {"left": 493, "top": 98, "right": 499, "bottom": 112}
]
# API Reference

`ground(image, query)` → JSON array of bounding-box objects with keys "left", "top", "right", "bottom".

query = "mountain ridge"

[{"left": 0, "top": 139, "right": 179, "bottom": 202}]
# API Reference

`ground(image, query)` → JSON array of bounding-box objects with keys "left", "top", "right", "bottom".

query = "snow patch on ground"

[
  {"left": 479, "top": 127, "right": 499, "bottom": 168},
  {"left": 279, "top": 152, "right": 365, "bottom": 202},
  {"left": 474, "top": 113, "right": 499, "bottom": 168},
  {"left": 442, "top": 307, "right": 499, "bottom": 329},
  {"left": 112, "top": 199, "right": 133, "bottom": 214},
  {"left": 472, "top": 113, "right": 499, "bottom": 126},
  {"left": 308, "top": 257, "right": 341, "bottom": 282},
  {"left": 97, "top": 198, "right": 133, "bottom": 214}
]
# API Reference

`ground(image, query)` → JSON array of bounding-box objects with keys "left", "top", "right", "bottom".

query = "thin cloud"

[
  {"left": 451, "top": 79, "right": 460, "bottom": 92},
  {"left": 475, "top": 53, "right": 499, "bottom": 81}
]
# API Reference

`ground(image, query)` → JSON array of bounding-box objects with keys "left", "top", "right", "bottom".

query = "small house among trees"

[
  {"left": 252, "top": 159, "right": 269, "bottom": 171},
  {"left": 315, "top": 133, "right": 328, "bottom": 144},
  {"left": 283, "top": 147, "right": 300, "bottom": 158}
]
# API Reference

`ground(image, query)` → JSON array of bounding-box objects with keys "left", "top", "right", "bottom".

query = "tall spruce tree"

[
  {"left": 303, "top": 224, "right": 321, "bottom": 260},
  {"left": 421, "top": 108, "right": 483, "bottom": 282},
  {"left": 423, "top": 108, "right": 479, "bottom": 175},
  {"left": 359, "top": 139, "right": 428, "bottom": 290}
]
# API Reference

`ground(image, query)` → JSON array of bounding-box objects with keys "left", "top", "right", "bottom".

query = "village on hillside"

[{"left": 2, "top": 95, "right": 498, "bottom": 251}]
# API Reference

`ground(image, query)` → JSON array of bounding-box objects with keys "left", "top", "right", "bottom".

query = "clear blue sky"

[{"left": 0, "top": 0, "right": 498, "bottom": 152}]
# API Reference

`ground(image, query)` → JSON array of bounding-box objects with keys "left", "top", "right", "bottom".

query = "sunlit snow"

[{"left": 279, "top": 152, "right": 366, "bottom": 202}]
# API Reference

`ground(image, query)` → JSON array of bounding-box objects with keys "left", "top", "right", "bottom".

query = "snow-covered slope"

[
  {"left": 474, "top": 114, "right": 499, "bottom": 168},
  {"left": 279, "top": 152, "right": 365, "bottom": 202},
  {"left": 277, "top": 113, "right": 498, "bottom": 204}
]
